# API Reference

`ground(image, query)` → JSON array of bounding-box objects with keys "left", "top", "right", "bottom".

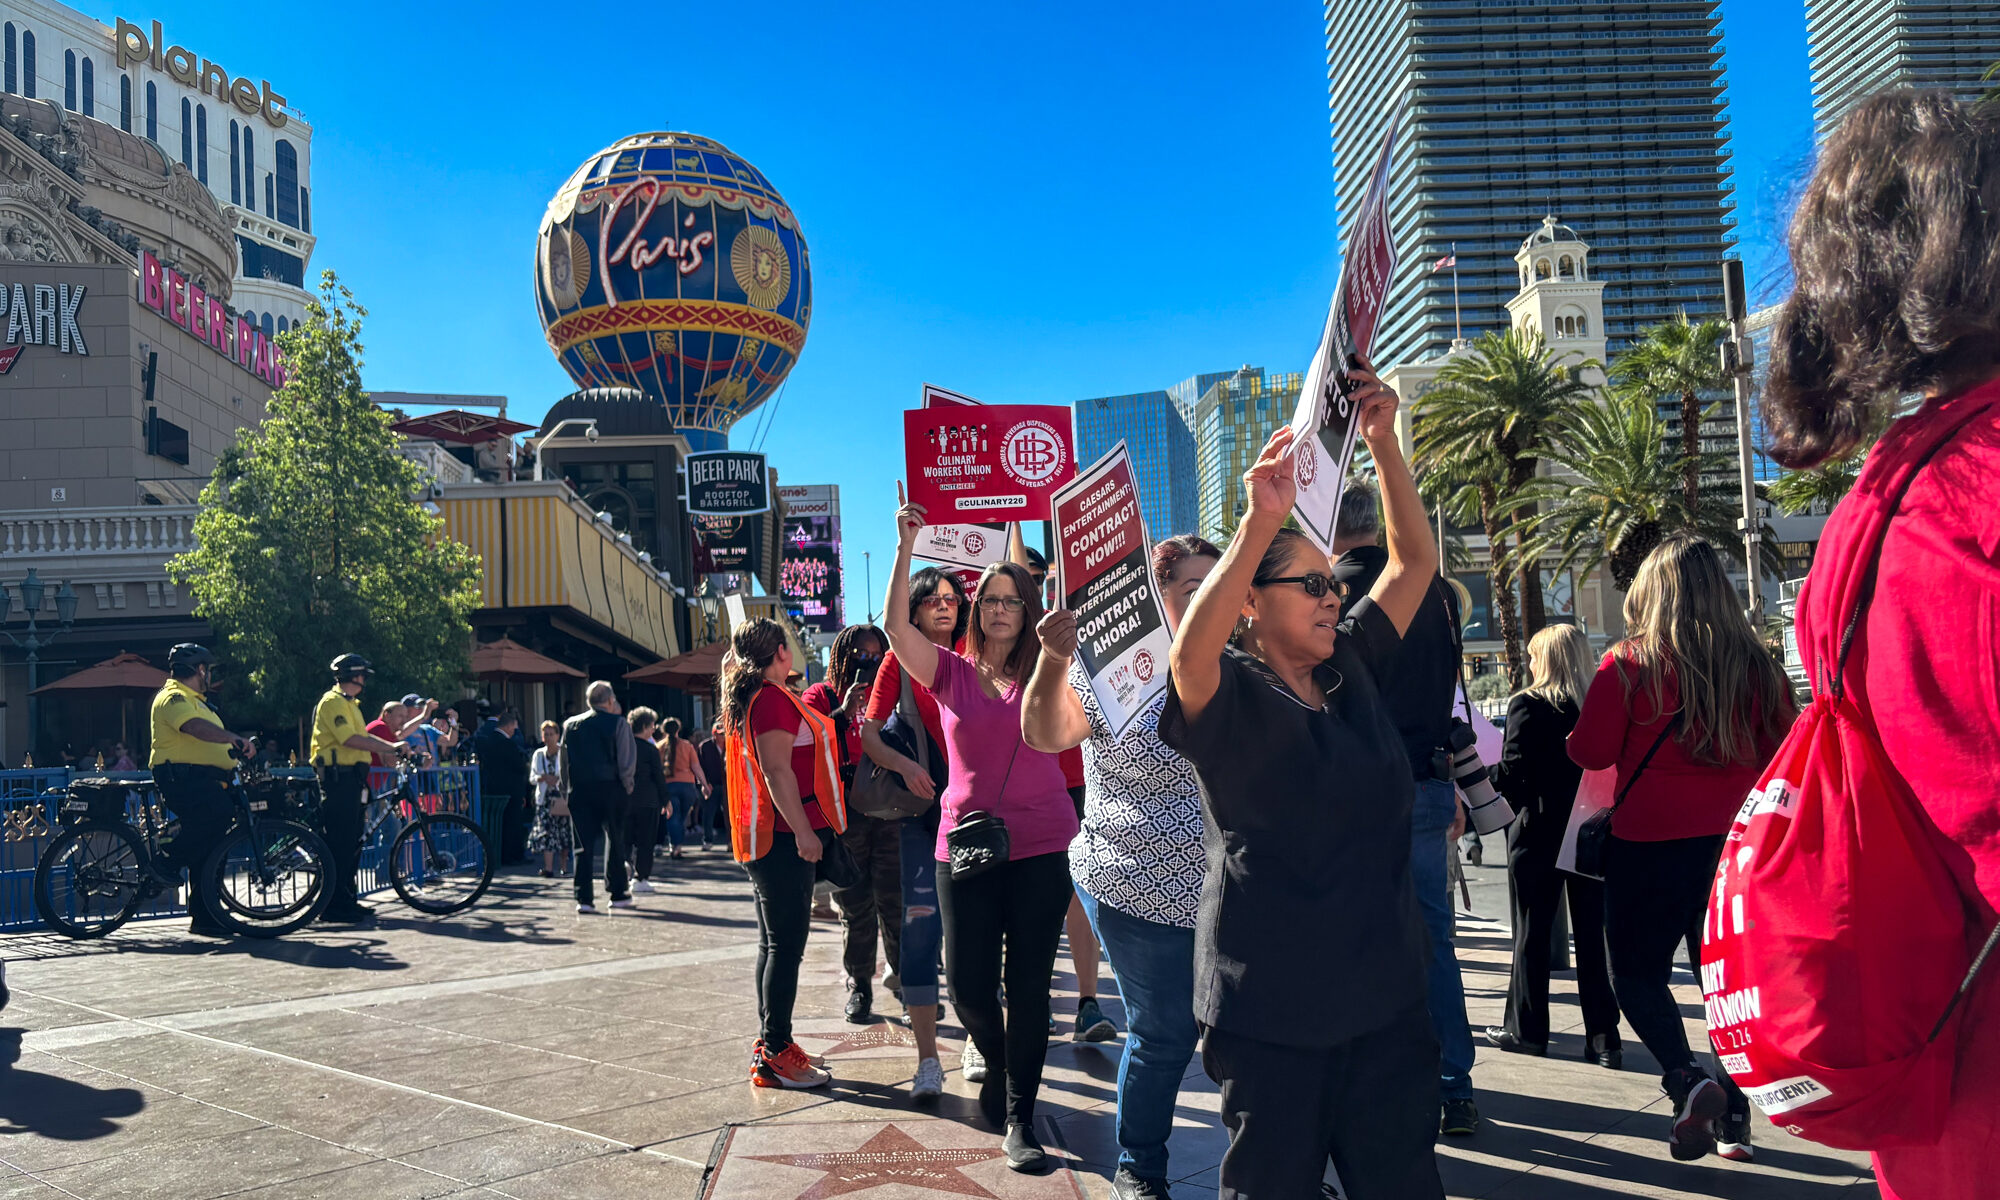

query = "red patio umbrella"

[
  {"left": 389, "top": 409, "right": 536, "bottom": 446},
  {"left": 32, "top": 652, "right": 166, "bottom": 694},
  {"left": 625, "top": 641, "right": 728, "bottom": 691},
  {"left": 469, "top": 637, "right": 586, "bottom": 683}
]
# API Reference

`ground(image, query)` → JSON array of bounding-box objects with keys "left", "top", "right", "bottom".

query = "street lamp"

[
  {"left": 1721, "top": 259, "right": 1765, "bottom": 628},
  {"left": 530, "top": 418, "right": 600, "bottom": 481},
  {"left": 0, "top": 568, "right": 78, "bottom": 762}
]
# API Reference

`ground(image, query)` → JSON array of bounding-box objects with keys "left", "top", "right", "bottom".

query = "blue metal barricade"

[
  {"left": 360, "top": 764, "right": 482, "bottom": 898},
  {"left": 1, "top": 768, "right": 82, "bottom": 930}
]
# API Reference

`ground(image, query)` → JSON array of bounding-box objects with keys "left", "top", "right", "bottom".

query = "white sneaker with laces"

[
  {"left": 632, "top": 880, "right": 656, "bottom": 893},
  {"left": 960, "top": 1042, "right": 987, "bottom": 1082},
  {"left": 911, "top": 1056, "right": 944, "bottom": 1102},
  {"left": 576, "top": 903, "right": 598, "bottom": 915},
  {"left": 611, "top": 897, "right": 637, "bottom": 910}
]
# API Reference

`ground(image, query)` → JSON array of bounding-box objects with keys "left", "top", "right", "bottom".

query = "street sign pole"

[{"left": 1721, "top": 259, "right": 1764, "bottom": 629}]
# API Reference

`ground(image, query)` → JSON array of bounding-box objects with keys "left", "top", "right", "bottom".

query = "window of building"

[
  {"left": 275, "top": 139, "right": 300, "bottom": 228},
  {"left": 145, "top": 80, "right": 156, "bottom": 142},
  {"left": 300, "top": 187, "right": 310, "bottom": 233},
  {"left": 180, "top": 98, "right": 191, "bottom": 166},
  {"left": 1453, "top": 572, "right": 1493, "bottom": 640},
  {"left": 79, "top": 56, "right": 90, "bottom": 117},
  {"left": 21, "top": 30, "right": 34, "bottom": 98},
  {"left": 4, "top": 25, "right": 14, "bottom": 95},
  {"left": 147, "top": 410, "right": 190, "bottom": 465},
  {"left": 264, "top": 173, "right": 274, "bottom": 217},
  {"left": 1535, "top": 257, "right": 1552, "bottom": 279},
  {"left": 194, "top": 105, "right": 206, "bottom": 184},
  {"left": 1558, "top": 255, "right": 1574, "bottom": 278},
  {"left": 119, "top": 73, "right": 130, "bottom": 131},
  {"left": 228, "top": 118, "right": 239, "bottom": 204},
  {"left": 236, "top": 237, "right": 305, "bottom": 287},
  {"left": 62, "top": 49, "right": 72, "bottom": 110},
  {"left": 277, "top": 315, "right": 288, "bottom": 334},
  {"left": 261, "top": 313, "right": 274, "bottom": 341},
  {"left": 242, "top": 127, "right": 254, "bottom": 212}
]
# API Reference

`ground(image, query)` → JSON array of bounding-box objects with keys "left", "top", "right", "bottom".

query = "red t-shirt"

[
  {"left": 363, "top": 718, "right": 396, "bottom": 767},
  {"left": 800, "top": 681, "right": 863, "bottom": 767},
  {"left": 748, "top": 685, "right": 828, "bottom": 832},
  {"left": 1567, "top": 649, "right": 1779, "bottom": 841},
  {"left": 864, "top": 650, "right": 948, "bottom": 759}
]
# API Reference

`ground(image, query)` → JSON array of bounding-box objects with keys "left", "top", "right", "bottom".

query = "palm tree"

[
  {"left": 1412, "top": 329, "right": 1597, "bottom": 683},
  {"left": 1611, "top": 313, "right": 1729, "bottom": 516},
  {"left": 1508, "top": 389, "right": 1749, "bottom": 591},
  {"left": 1767, "top": 455, "right": 1864, "bottom": 517}
]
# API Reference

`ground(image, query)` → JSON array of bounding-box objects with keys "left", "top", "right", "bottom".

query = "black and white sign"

[{"left": 686, "top": 450, "right": 771, "bottom": 517}]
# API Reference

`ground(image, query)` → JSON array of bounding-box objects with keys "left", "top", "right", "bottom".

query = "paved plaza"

[{"left": 1, "top": 854, "right": 1878, "bottom": 1199}]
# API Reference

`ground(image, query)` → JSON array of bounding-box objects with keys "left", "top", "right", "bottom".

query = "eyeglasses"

[
  {"left": 1260, "top": 573, "right": 1338, "bottom": 598},
  {"left": 978, "top": 596, "right": 1026, "bottom": 612},
  {"left": 851, "top": 650, "right": 884, "bottom": 662},
  {"left": 918, "top": 594, "right": 962, "bottom": 610}
]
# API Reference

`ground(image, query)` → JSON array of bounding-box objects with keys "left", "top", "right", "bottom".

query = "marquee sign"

[
  {"left": 0, "top": 280, "right": 89, "bottom": 372},
  {"left": 137, "top": 251, "right": 286, "bottom": 388}
]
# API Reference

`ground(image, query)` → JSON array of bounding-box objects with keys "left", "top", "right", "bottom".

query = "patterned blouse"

[{"left": 1066, "top": 660, "right": 1205, "bottom": 929}]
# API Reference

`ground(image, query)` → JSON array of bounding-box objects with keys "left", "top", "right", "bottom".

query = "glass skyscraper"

[
  {"left": 1324, "top": 1, "right": 1735, "bottom": 367},
  {"left": 1193, "top": 368, "right": 1303, "bottom": 541},
  {"left": 1806, "top": 0, "right": 2000, "bottom": 138},
  {"left": 1073, "top": 389, "right": 1199, "bottom": 538}
]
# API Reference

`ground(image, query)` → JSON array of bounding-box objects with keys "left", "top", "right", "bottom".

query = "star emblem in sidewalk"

[
  {"left": 745, "top": 1124, "right": 1006, "bottom": 1198},
  {"left": 795, "top": 1022, "right": 919, "bottom": 1056}
]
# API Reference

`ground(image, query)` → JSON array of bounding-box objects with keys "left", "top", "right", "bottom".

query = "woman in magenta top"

[
  {"left": 1760, "top": 91, "right": 2000, "bottom": 1200},
  {"left": 1569, "top": 535, "right": 1792, "bottom": 1165},
  {"left": 881, "top": 496, "right": 1076, "bottom": 1174}
]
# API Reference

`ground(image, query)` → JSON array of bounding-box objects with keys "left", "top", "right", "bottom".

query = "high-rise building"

[
  {"left": 1806, "top": 0, "right": 2000, "bottom": 139},
  {"left": 1192, "top": 367, "right": 1302, "bottom": 541},
  {"left": 1073, "top": 389, "right": 1198, "bottom": 538},
  {"left": 1323, "top": 1, "right": 1734, "bottom": 367}
]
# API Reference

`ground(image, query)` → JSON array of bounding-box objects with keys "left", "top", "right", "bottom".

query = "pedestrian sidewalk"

[{"left": 0, "top": 855, "right": 1878, "bottom": 1198}]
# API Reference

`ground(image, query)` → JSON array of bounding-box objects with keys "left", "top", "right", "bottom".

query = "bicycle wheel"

[
  {"left": 389, "top": 813, "right": 493, "bottom": 915},
  {"left": 200, "top": 818, "right": 331, "bottom": 938},
  {"left": 33, "top": 822, "right": 148, "bottom": 938}
]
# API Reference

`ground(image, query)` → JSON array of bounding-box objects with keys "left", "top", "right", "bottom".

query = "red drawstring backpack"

[{"left": 1703, "top": 400, "right": 2000, "bottom": 1150}]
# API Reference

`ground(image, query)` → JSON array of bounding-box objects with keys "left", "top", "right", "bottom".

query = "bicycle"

[
  {"left": 32, "top": 767, "right": 333, "bottom": 939},
  {"left": 308, "top": 758, "right": 492, "bottom": 916}
]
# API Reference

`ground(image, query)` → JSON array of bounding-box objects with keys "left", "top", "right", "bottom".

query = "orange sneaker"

[{"left": 753, "top": 1041, "right": 831, "bottom": 1089}]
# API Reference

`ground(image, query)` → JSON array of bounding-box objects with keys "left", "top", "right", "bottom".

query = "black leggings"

[
  {"left": 936, "top": 849, "right": 1073, "bottom": 1124},
  {"left": 744, "top": 831, "right": 816, "bottom": 1051}
]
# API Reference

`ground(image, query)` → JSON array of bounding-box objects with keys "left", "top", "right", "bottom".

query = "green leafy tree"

[
  {"left": 1610, "top": 313, "right": 1730, "bottom": 516},
  {"left": 1412, "top": 329, "right": 1596, "bottom": 684},
  {"left": 169, "top": 272, "right": 483, "bottom": 730},
  {"left": 1766, "top": 455, "right": 1865, "bottom": 517}
]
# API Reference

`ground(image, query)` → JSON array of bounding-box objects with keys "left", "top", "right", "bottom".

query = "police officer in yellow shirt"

[
  {"left": 150, "top": 643, "right": 252, "bottom": 937},
  {"left": 311, "top": 653, "right": 404, "bottom": 925}
]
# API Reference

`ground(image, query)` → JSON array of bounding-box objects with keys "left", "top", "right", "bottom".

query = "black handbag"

[
  {"left": 814, "top": 826, "right": 863, "bottom": 889},
  {"left": 849, "top": 668, "right": 941, "bottom": 820},
  {"left": 944, "top": 739, "right": 1021, "bottom": 882},
  {"left": 1573, "top": 717, "right": 1679, "bottom": 880}
]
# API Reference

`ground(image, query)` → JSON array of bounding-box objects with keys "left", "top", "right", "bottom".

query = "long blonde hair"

[
  {"left": 1619, "top": 534, "right": 1794, "bottom": 765},
  {"left": 1523, "top": 624, "right": 1593, "bottom": 708}
]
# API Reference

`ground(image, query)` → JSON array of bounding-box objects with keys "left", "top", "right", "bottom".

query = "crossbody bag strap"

[
  {"left": 1613, "top": 714, "right": 1680, "bottom": 809},
  {"left": 898, "top": 664, "right": 930, "bottom": 774}
]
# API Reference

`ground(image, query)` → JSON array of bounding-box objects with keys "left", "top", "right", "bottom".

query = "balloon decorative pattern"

[{"left": 535, "top": 132, "right": 811, "bottom": 451}]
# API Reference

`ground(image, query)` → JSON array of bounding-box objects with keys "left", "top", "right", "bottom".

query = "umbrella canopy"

[
  {"left": 625, "top": 641, "right": 728, "bottom": 690},
  {"left": 390, "top": 409, "right": 536, "bottom": 446},
  {"left": 33, "top": 652, "right": 166, "bottom": 694},
  {"left": 469, "top": 637, "right": 586, "bottom": 683}
]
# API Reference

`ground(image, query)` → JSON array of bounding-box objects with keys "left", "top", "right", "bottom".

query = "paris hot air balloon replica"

[{"left": 534, "top": 132, "right": 811, "bottom": 451}]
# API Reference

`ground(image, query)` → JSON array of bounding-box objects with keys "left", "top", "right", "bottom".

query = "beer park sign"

[{"left": 137, "top": 250, "right": 287, "bottom": 388}]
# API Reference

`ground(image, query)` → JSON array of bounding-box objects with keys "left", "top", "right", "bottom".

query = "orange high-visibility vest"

[{"left": 726, "top": 683, "right": 848, "bottom": 863}]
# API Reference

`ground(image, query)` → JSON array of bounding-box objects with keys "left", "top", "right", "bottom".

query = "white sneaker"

[
  {"left": 911, "top": 1056, "right": 944, "bottom": 1102},
  {"left": 632, "top": 880, "right": 656, "bottom": 893},
  {"left": 960, "top": 1042, "right": 987, "bottom": 1082},
  {"left": 576, "top": 903, "right": 598, "bottom": 915},
  {"left": 610, "top": 897, "right": 637, "bottom": 910}
]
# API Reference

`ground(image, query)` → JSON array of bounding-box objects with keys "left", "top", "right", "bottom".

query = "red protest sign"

[{"left": 903, "top": 404, "right": 1076, "bottom": 522}]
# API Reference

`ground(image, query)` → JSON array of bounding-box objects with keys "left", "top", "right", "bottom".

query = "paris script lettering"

[{"left": 598, "top": 178, "right": 715, "bottom": 306}]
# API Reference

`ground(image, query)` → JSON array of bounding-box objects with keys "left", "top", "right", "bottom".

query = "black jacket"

[
  {"left": 631, "top": 735, "right": 667, "bottom": 812},
  {"left": 561, "top": 707, "right": 635, "bottom": 792},
  {"left": 472, "top": 721, "right": 530, "bottom": 799},
  {"left": 1491, "top": 692, "right": 1584, "bottom": 830},
  {"left": 697, "top": 737, "right": 726, "bottom": 792},
  {"left": 1333, "top": 546, "right": 1462, "bottom": 778}
]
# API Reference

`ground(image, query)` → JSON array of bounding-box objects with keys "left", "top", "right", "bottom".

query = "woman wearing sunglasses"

[
  {"left": 882, "top": 502, "right": 1078, "bottom": 1173},
  {"left": 1160, "top": 363, "right": 1445, "bottom": 1198}
]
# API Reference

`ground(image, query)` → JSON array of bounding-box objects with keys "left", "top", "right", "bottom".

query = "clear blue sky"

[{"left": 134, "top": 0, "right": 1815, "bottom": 622}]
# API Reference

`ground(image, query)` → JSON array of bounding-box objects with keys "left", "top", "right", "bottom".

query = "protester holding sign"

[
  {"left": 1160, "top": 368, "right": 1445, "bottom": 1197},
  {"left": 883, "top": 494, "right": 1078, "bottom": 1173},
  {"left": 1022, "top": 533, "right": 1219, "bottom": 1198}
]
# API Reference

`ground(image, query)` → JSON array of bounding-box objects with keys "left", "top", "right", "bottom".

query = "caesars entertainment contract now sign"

[
  {"left": 1288, "top": 99, "right": 1404, "bottom": 553},
  {"left": 686, "top": 450, "right": 770, "bottom": 517},
  {"left": 1053, "top": 443, "right": 1171, "bottom": 740},
  {"left": 903, "top": 403, "right": 1076, "bottom": 523}
]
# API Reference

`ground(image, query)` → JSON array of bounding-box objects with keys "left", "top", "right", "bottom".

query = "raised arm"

[
  {"left": 1352, "top": 361, "right": 1441, "bottom": 636},
  {"left": 1170, "top": 425, "right": 1298, "bottom": 726},
  {"left": 881, "top": 490, "right": 941, "bottom": 690},
  {"left": 1022, "top": 610, "right": 1091, "bottom": 753}
]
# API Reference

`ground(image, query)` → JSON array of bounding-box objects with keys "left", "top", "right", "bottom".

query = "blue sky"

[{"left": 134, "top": 0, "right": 1815, "bottom": 620}]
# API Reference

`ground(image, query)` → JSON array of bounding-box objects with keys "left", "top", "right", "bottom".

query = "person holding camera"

[{"left": 1331, "top": 479, "right": 1480, "bottom": 1137}]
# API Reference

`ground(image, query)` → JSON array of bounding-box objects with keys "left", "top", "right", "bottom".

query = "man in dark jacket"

[
  {"left": 696, "top": 719, "right": 728, "bottom": 850},
  {"left": 625, "top": 707, "right": 670, "bottom": 892},
  {"left": 560, "top": 681, "right": 637, "bottom": 913},
  {"left": 472, "top": 711, "right": 532, "bottom": 865}
]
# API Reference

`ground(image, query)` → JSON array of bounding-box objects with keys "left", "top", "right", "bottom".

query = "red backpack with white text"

[{"left": 1702, "top": 399, "right": 2000, "bottom": 1150}]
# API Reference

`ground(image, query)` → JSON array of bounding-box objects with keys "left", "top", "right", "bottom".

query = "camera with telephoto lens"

[{"left": 1443, "top": 719, "right": 1515, "bottom": 836}]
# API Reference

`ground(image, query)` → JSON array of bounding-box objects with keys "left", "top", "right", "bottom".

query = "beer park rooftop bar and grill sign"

[
  {"left": 686, "top": 450, "right": 770, "bottom": 517},
  {"left": 136, "top": 250, "right": 287, "bottom": 388}
]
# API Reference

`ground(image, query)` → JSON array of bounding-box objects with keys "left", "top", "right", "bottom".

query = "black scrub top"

[{"left": 1160, "top": 597, "right": 1428, "bottom": 1047}]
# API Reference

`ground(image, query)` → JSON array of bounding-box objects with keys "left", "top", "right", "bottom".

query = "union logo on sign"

[
  {"left": 1132, "top": 649, "right": 1156, "bottom": 683},
  {"left": 999, "top": 420, "right": 1065, "bottom": 487},
  {"left": 961, "top": 530, "right": 987, "bottom": 555},
  {"left": 1294, "top": 442, "right": 1318, "bottom": 489}
]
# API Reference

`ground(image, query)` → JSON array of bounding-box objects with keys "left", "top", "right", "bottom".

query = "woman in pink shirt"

[
  {"left": 1569, "top": 535, "right": 1793, "bottom": 1164},
  {"left": 881, "top": 498, "right": 1076, "bottom": 1174},
  {"left": 1761, "top": 90, "right": 2000, "bottom": 1200}
]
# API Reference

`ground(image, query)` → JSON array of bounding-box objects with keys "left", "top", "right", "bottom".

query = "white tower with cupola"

[{"left": 1507, "top": 216, "right": 1607, "bottom": 385}]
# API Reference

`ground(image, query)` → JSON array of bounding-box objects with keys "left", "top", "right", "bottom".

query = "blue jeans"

[
  {"left": 665, "top": 782, "right": 699, "bottom": 848},
  {"left": 1411, "top": 776, "right": 1474, "bottom": 1101},
  {"left": 1076, "top": 885, "right": 1198, "bottom": 1181},
  {"left": 897, "top": 818, "right": 943, "bottom": 1007}
]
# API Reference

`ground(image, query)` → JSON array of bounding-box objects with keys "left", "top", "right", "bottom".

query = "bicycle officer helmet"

[
  {"left": 166, "top": 643, "right": 215, "bottom": 678},
  {"left": 330, "top": 653, "right": 375, "bottom": 683}
]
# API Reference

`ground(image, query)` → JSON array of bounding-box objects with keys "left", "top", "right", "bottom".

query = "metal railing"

[
  {"left": 0, "top": 506, "right": 199, "bottom": 557},
  {"left": 0, "top": 764, "right": 483, "bottom": 931}
]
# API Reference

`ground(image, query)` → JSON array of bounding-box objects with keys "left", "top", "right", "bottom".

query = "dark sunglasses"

[
  {"left": 1261, "top": 573, "right": 1339, "bottom": 599},
  {"left": 851, "top": 650, "right": 884, "bottom": 662}
]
